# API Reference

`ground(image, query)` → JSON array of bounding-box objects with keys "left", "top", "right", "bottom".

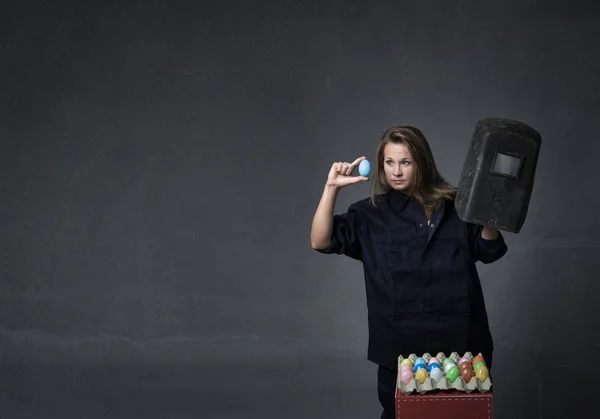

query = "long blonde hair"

[{"left": 370, "top": 126, "right": 456, "bottom": 216}]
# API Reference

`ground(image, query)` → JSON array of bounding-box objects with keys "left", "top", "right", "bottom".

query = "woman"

[{"left": 310, "top": 125, "right": 507, "bottom": 419}]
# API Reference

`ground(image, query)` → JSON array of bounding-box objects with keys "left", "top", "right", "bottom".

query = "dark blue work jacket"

[{"left": 316, "top": 190, "right": 508, "bottom": 369}]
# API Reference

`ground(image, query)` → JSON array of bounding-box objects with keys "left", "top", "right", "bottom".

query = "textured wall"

[{"left": 1, "top": 0, "right": 599, "bottom": 418}]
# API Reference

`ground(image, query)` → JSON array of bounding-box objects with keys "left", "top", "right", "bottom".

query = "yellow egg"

[
  {"left": 475, "top": 365, "right": 489, "bottom": 382},
  {"left": 400, "top": 358, "right": 414, "bottom": 367},
  {"left": 415, "top": 368, "right": 428, "bottom": 384}
]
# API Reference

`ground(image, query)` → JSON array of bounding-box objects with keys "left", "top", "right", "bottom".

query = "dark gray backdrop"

[{"left": 2, "top": 0, "right": 599, "bottom": 418}]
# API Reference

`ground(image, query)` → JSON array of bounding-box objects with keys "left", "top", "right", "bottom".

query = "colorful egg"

[
  {"left": 446, "top": 366, "right": 460, "bottom": 383},
  {"left": 458, "top": 357, "right": 471, "bottom": 366},
  {"left": 358, "top": 159, "right": 371, "bottom": 177},
  {"left": 460, "top": 367, "right": 475, "bottom": 383},
  {"left": 430, "top": 368, "right": 443, "bottom": 383},
  {"left": 428, "top": 357, "right": 440, "bottom": 366},
  {"left": 473, "top": 354, "right": 485, "bottom": 365},
  {"left": 401, "top": 369, "right": 415, "bottom": 385},
  {"left": 444, "top": 363, "right": 457, "bottom": 373},
  {"left": 400, "top": 359, "right": 413, "bottom": 367},
  {"left": 474, "top": 361, "right": 486, "bottom": 372},
  {"left": 415, "top": 357, "right": 426, "bottom": 365},
  {"left": 442, "top": 358, "right": 456, "bottom": 368},
  {"left": 414, "top": 363, "right": 427, "bottom": 373},
  {"left": 427, "top": 363, "right": 441, "bottom": 372},
  {"left": 401, "top": 364, "right": 413, "bottom": 373},
  {"left": 415, "top": 368, "right": 429, "bottom": 384},
  {"left": 475, "top": 365, "right": 489, "bottom": 382}
]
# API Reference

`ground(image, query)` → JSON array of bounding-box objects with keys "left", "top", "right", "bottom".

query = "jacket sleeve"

[
  {"left": 314, "top": 203, "right": 363, "bottom": 261},
  {"left": 468, "top": 223, "right": 508, "bottom": 264}
]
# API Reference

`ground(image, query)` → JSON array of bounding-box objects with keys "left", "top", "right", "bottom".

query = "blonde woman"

[{"left": 311, "top": 125, "right": 507, "bottom": 419}]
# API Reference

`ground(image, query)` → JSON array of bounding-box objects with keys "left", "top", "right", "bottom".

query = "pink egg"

[
  {"left": 400, "top": 369, "right": 414, "bottom": 385},
  {"left": 401, "top": 364, "right": 413, "bottom": 373},
  {"left": 428, "top": 357, "right": 440, "bottom": 366}
]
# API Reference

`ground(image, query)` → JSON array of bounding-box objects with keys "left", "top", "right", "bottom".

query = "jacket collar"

[
  {"left": 388, "top": 190, "right": 411, "bottom": 213},
  {"left": 387, "top": 189, "right": 448, "bottom": 217}
]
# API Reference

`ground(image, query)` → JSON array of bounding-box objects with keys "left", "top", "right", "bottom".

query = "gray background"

[{"left": 1, "top": 0, "right": 599, "bottom": 418}]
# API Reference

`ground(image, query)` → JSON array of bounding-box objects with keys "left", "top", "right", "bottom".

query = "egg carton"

[{"left": 396, "top": 351, "right": 492, "bottom": 395}]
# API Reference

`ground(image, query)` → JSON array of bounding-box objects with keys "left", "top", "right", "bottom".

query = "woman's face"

[{"left": 383, "top": 142, "right": 415, "bottom": 191}]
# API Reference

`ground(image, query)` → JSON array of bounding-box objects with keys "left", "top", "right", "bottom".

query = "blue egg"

[
  {"left": 413, "top": 363, "right": 426, "bottom": 373},
  {"left": 414, "top": 357, "right": 425, "bottom": 366},
  {"left": 358, "top": 159, "right": 371, "bottom": 177},
  {"left": 427, "top": 363, "right": 441, "bottom": 372}
]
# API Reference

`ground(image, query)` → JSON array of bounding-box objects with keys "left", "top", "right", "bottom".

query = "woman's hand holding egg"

[{"left": 326, "top": 156, "right": 370, "bottom": 188}]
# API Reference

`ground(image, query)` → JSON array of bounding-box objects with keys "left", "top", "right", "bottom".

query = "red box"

[{"left": 396, "top": 389, "right": 493, "bottom": 419}]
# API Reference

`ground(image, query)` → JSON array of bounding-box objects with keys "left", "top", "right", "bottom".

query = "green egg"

[
  {"left": 474, "top": 361, "right": 486, "bottom": 372},
  {"left": 442, "top": 358, "right": 456, "bottom": 368},
  {"left": 446, "top": 366, "right": 460, "bottom": 383}
]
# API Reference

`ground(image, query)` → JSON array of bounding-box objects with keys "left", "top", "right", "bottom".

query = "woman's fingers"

[
  {"left": 327, "top": 157, "right": 369, "bottom": 187},
  {"left": 347, "top": 175, "right": 369, "bottom": 184},
  {"left": 341, "top": 156, "right": 366, "bottom": 175},
  {"left": 350, "top": 156, "right": 366, "bottom": 169}
]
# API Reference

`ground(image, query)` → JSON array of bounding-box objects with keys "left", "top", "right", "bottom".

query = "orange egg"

[
  {"left": 473, "top": 354, "right": 485, "bottom": 365},
  {"left": 460, "top": 362, "right": 472, "bottom": 371},
  {"left": 460, "top": 366, "right": 475, "bottom": 383}
]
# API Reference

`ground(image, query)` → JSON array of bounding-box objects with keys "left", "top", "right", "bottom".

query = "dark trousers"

[
  {"left": 376, "top": 352, "right": 493, "bottom": 419},
  {"left": 377, "top": 365, "right": 397, "bottom": 419}
]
